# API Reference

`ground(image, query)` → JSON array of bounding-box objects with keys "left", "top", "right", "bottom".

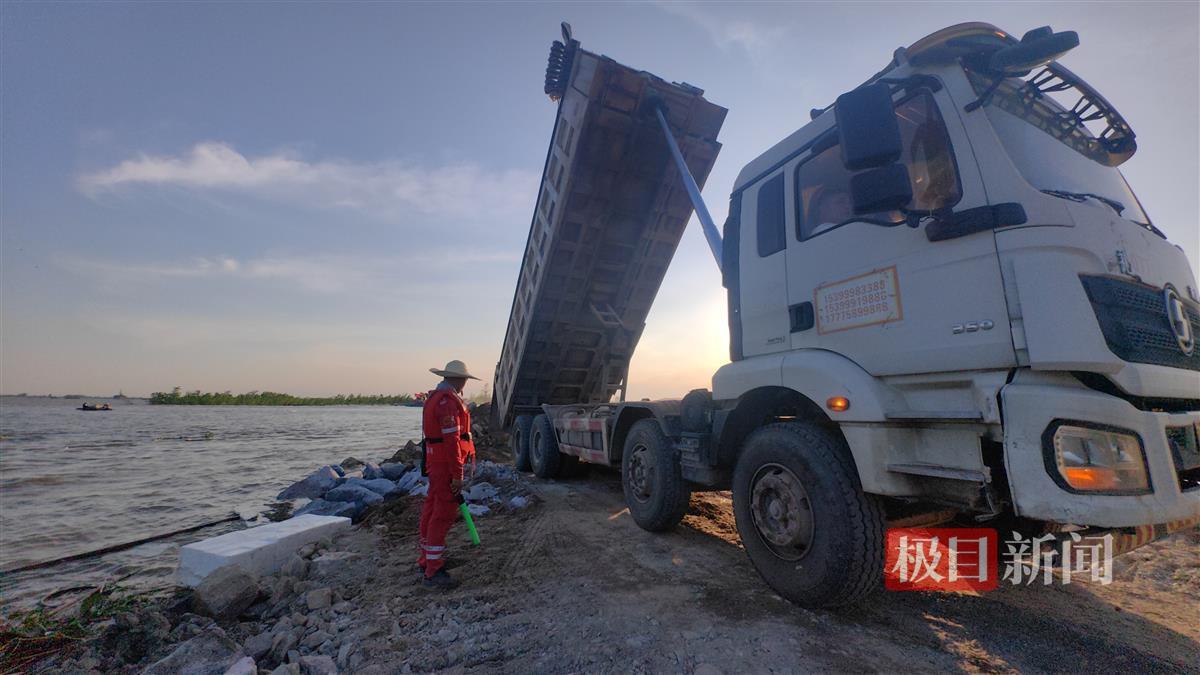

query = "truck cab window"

[
  {"left": 797, "top": 90, "right": 961, "bottom": 240},
  {"left": 756, "top": 173, "right": 786, "bottom": 256}
]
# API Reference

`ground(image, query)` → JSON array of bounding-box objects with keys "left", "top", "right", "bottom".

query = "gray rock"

[
  {"left": 508, "top": 495, "right": 530, "bottom": 509},
  {"left": 336, "top": 642, "right": 354, "bottom": 668},
  {"left": 243, "top": 631, "right": 274, "bottom": 661},
  {"left": 194, "top": 566, "right": 261, "bottom": 621},
  {"left": 324, "top": 484, "right": 383, "bottom": 505},
  {"left": 223, "top": 656, "right": 256, "bottom": 675},
  {"left": 331, "top": 601, "right": 353, "bottom": 614},
  {"left": 297, "top": 543, "right": 317, "bottom": 558},
  {"left": 99, "top": 608, "right": 171, "bottom": 664},
  {"left": 282, "top": 554, "right": 309, "bottom": 581},
  {"left": 268, "top": 666, "right": 292, "bottom": 675},
  {"left": 271, "top": 631, "right": 299, "bottom": 663},
  {"left": 306, "top": 588, "right": 333, "bottom": 610},
  {"left": 294, "top": 499, "right": 359, "bottom": 519},
  {"left": 141, "top": 631, "right": 244, "bottom": 675},
  {"left": 271, "top": 575, "right": 295, "bottom": 604},
  {"left": 277, "top": 466, "right": 341, "bottom": 501},
  {"left": 467, "top": 503, "right": 489, "bottom": 516},
  {"left": 299, "top": 654, "right": 337, "bottom": 675},
  {"left": 379, "top": 463, "right": 409, "bottom": 480},
  {"left": 342, "top": 477, "right": 397, "bottom": 496},
  {"left": 339, "top": 457, "right": 364, "bottom": 470},
  {"left": 395, "top": 471, "right": 422, "bottom": 493},
  {"left": 302, "top": 630, "right": 333, "bottom": 649},
  {"left": 462, "top": 481, "right": 498, "bottom": 502},
  {"left": 310, "top": 551, "right": 360, "bottom": 578},
  {"left": 361, "top": 462, "right": 383, "bottom": 480}
]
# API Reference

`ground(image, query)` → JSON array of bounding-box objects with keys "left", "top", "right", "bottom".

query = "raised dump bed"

[{"left": 493, "top": 31, "right": 727, "bottom": 429}]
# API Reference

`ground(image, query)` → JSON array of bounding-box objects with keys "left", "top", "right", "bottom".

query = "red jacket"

[{"left": 422, "top": 386, "right": 475, "bottom": 470}]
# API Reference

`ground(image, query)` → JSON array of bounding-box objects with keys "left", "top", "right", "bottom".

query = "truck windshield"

[{"left": 966, "top": 70, "right": 1151, "bottom": 226}]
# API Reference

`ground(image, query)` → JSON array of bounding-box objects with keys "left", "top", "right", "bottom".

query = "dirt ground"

[{"left": 322, "top": 464, "right": 1200, "bottom": 674}]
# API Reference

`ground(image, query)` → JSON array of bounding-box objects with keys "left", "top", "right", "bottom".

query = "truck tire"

[
  {"left": 511, "top": 415, "right": 534, "bottom": 472},
  {"left": 529, "top": 414, "right": 562, "bottom": 479},
  {"left": 622, "top": 419, "right": 690, "bottom": 532},
  {"left": 732, "top": 422, "right": 884, "bottom": 608}
]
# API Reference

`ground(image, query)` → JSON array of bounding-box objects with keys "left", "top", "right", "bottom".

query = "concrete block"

[{"left": 177, "top": 515, "right": 351, "bottom": 587}]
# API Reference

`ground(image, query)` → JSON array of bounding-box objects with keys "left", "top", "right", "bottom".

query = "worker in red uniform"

[{"left": 418, "top": 359, "right": 478, "bottom": 589}]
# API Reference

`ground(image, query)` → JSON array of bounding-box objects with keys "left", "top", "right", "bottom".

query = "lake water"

[{"left": 0, "top": 396, "right": 422, "bottom": 610}]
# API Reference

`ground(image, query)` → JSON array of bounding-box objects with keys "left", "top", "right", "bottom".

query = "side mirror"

[
  {"left": 989, "top": 27, "right": 1079, "bottom": 76},
  {"left": 850, "top": 165, "right": 912, "bottom": 214},
  {"left": 835, "top": 83, "right": 903, "bottom": 171}
]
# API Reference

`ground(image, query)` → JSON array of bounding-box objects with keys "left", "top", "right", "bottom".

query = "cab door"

[
  {"left": 735, "top": 169, "right": 792, "bottom": 358},
  {"left": 784, "top": 86, "right": 1015, "bottom": 375}
]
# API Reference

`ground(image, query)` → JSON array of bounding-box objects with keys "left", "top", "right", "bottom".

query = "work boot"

[{"left": 422, "top": 569, "right": 459, "bottom": 590}]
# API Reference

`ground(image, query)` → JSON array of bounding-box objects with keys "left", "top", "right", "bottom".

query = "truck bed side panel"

[{"left": 493, "top": 45, "right": 727, "bottom": 428}]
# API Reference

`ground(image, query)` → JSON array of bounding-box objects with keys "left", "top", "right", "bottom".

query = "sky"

[{"left": 1, "top": 1, "right": 1197, "bottom": 400}]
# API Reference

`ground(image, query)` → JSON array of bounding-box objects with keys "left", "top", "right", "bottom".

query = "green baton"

[{"left": 456, "top": 495, "right": 481, "bottom": 546}]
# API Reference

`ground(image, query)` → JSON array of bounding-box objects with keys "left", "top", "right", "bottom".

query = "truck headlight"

[{"left": 1047, "top": 423, "right": 1150, "bottom": 494}]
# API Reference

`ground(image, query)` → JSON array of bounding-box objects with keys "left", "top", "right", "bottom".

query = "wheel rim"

[
  {"left": 749, "top": 463, "right": 814, "bottom": 561},
  {"left": 626, "top": 442, "right": 654, "bottom": 503}
]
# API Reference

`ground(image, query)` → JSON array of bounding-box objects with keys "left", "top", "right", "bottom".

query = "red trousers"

[{"left": 418, "top": 462, "right": 461, "bottom": 577}]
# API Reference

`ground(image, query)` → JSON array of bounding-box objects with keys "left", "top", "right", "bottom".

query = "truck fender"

[
  {"left": 780, "top": 349, "right": 903, "bottom": 422},
  {"left": 610, "top": 401, "right": 681, "bottom": 463},
  {"left": 713, "top": 350, "right": 901, "bottom": 423},
  {"left": 712, "top": 351, "right": 903, "bottom": 468}
]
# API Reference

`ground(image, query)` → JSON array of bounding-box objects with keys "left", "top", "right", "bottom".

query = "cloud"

[
  {"left": 655, "top": 1, "right": 786, "bottom": 56},
  {"left": 58, "top": 253, "right": 365, "bottom": 293},
  {"left": 78, "top": 142, "right": 539, "bottom": 222},
  {"left": 56, "top": 250, "right": 519, "bottom": 295}
]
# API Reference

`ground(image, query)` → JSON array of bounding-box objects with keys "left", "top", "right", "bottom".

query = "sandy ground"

[{"left": 316, "top": 465, "right": 1200, "bottom": 674}]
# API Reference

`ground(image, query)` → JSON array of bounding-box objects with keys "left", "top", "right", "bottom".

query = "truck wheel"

[
  {"left": 511, "top": 415, "right": 533, "bottom": 472},
  {"left": 732, "top": 422, "right": 884, "bottom": 608},
  {"left": 529, "top": 414, "right": 562, "bottom": 479},
  {"left": 622, "top": 419, "right": 690, "bottom": 532}
]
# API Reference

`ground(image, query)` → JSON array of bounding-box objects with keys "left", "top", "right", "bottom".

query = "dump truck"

[{"left": 493, "top": 22, "right": 1200, "bottom": 607}]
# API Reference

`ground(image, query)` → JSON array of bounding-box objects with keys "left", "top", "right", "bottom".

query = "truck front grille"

[
  {"left": 1166, "top": 425, "right": 1200, "bottom": 491},
  {"left": 1080, "top": 275, "right": 1200, "bottom": 372}
]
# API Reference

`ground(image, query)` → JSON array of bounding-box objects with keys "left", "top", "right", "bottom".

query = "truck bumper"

[{"left": 1002, "top": 375, "right": 1200, "bottom": 528}]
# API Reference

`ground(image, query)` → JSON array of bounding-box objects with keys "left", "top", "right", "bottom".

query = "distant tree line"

[{"left": 149, "top": 387, "right": 417, "bottom": 406}]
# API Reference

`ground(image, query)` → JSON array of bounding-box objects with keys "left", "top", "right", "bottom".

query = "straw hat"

[{"left": 430, "top": 359, "right": 480, "bottom": 380}]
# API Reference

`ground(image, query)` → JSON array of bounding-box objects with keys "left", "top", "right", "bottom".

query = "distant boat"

[
  {"left": 78, "top": 403, "right": 113, "bottom": 411},
  {"left": 113, "top": 392, "right": 127, "bottom": 399}
]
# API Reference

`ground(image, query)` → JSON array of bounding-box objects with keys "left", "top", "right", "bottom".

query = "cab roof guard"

[
  {"left": 812, "top": 23, "right": 1137, "bottom": 167},
  {"left": 908, "top": 22, "right": 1137, "bottom": 167}
]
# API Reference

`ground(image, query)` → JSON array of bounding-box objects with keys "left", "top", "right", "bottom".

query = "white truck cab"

[
  {"left": 711, "top": 22, "right": 1198, "bottom": 604},
  {"left": 500, "top": 22, "right": 1199, "bottom": 608}
]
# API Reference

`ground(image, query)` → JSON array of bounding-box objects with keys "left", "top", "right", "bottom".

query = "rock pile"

[{"left": 278, "top": 448, "right": 530, "bottom": 523}]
